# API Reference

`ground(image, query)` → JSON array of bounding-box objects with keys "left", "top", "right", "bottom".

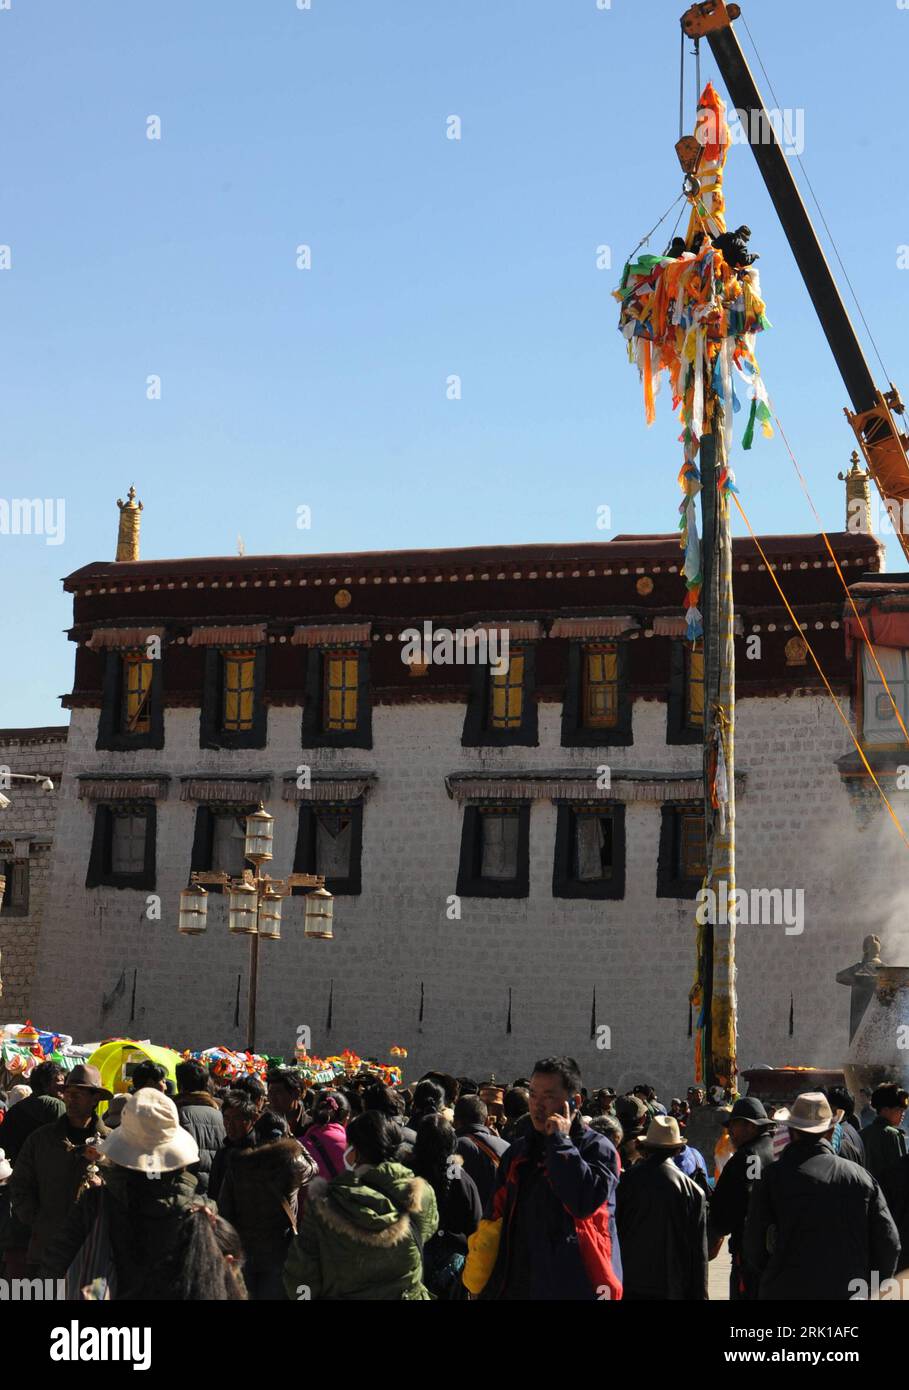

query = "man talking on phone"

[{"left": 474, "top": 1057, "right": 622, "bottom": 1300}]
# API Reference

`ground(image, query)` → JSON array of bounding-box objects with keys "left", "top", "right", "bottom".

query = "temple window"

[
  {"left": 456, "top": 804, "right": 530, "bottom": 898},
  {"left": 552, "top": 803, "right": 626, "bottom": 900},
  {"left": 657, "top": 803, "right": 706, "bottom": 899},
  {"left": 861, "top": 645, "right": 909, "bottom": 743}
]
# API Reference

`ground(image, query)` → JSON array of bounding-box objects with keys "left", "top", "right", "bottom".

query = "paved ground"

[{"left": 709, "top": 1239, "right": 731, "bottom": 1300}]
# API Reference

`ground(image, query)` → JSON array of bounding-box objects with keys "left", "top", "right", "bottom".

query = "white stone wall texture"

[
  {"left": 0, "top": 733, "right": 67, "bottom": 1022},
  {"left": 28, "top": 687, "right": 887, "bottom": 1098}
]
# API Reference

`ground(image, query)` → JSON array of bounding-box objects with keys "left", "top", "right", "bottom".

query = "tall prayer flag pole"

[{"left": 615, "top": 81, "right": 772, "bottom": 1091}]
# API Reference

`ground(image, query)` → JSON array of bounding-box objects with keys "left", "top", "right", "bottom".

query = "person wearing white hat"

[
  {"left": 743, "top": 1091, "right": 900, "bottom": 1300},
  {"left": 615, "top": 1114, "right": 708, "bottom": 1300},
  {"left": 41, "top": 1090, "right": 246, "bottom": 1300}
]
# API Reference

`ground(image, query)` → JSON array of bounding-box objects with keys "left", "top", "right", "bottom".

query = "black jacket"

[
  {"left": 208, "top": 1130, "right": 257, "bottom": 1204},
  {"left": 42, "top": 1165, "right": 207, "bottom": 1299},
  {"left": 174, "top": 1093, "right": 225, "bottom": 1196},
  {"left": 708, "top": 1131, "right": 775, "bottom": 1299},
  {"left": 880, "top": 1156, "right": 909, "bottom": 1268},
  {"left": 615, "top": 1152, "right": 708, "bottom": 1300},
  {"left": 409, "top": 1159, "right": 482, "bottom": 1257},
  {"left": 1, "top": 1093, "right": 65, "bottom": 1164},
  {"left": 708, "top": 1132, "right": 775, "bottom": 1255},
  {"left": 744, "top": 1137, "right": 899, "bottom": 1300},
  {"left": 218, "top": 1138, "right": 316, "bottom": 1272},
  {"left": 835, "top": 1121, "right": 866, "bottom": 1169},
  {"left": 455, "top": 1126, "right": 509, "bottom": 1210}
]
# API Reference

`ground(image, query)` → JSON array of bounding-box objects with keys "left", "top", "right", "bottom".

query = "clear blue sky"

[{"left": 2, "top": 0, "right": 906, "bottom": 726}]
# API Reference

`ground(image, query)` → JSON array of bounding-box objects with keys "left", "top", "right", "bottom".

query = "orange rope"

[
  {"left": 683, "top": 201, "right": 909, "bottom": 750},
  {"left": 770, "top": 410, "right": 909, "bottom": 747},
  {"left": 732, "top": 491, "right": 909, "bottom": 851}
]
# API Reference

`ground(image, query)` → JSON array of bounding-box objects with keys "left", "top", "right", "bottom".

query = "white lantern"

[
  {"left": 244, "top": 804, "right": 274, "bottom": 863},
  {"left": 178, "top": 882, "right": 208, "bottom": 935},
  {"left": 304, "top": 886, "right": 334, "bottom": 940},
  {"left": 229, "top": 879, "right": 258, "bottom": 935},
  {"left": 258, "top": 884, "right": 283, "bottom": 940}
]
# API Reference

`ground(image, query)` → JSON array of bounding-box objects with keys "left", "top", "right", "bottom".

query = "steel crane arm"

[{"left": 680, "top": 1, "right": 909, "bottom": 558}]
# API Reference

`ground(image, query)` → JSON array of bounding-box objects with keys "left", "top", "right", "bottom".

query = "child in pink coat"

[{"left": 300, "top": 1090, "right": 350, "bottom": 1180}]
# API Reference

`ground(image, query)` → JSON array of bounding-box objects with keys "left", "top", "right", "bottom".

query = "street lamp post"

[{"left": 177, "top": 804, "right": 333, "bottom": 1053}]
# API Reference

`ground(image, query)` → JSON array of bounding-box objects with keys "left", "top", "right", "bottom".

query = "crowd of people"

[{"left": 0, "top": 1054, "right": 907, "bottom": 1301}]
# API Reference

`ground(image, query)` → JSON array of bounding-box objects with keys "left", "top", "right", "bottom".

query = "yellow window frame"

[
  {"left": 123, "top": 651, "right": 153, "bottom": 733},
  {"left": 222, "top": 649, "right": 256, "bottom": 732},
  {"left": 685, "top": 641, "right": 705, "bottom": 728},
  {"left": 679, "top": 810, "right": 707, "bottom": 881},
  {"left": 324, "top": 651, "right": 359, "bottom": 732},
  {"left": 490, "top": 650, "right": 525, "bottom": 730},
  {"left": 582, "top": 644, "right": 618, "bottom": 728}
]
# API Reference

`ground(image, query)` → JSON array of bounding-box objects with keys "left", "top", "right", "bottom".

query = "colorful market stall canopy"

[{"left": 1, "top": 1024, "right": 410, "bottom": 1094}]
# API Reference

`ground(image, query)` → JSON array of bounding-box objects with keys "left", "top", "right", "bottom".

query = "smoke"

[
  {"left": 801, "top": 786, "right": 909, "bottom": 1071},
  {"left": 837, "top": 798, "right": 909, "bottom": 965}
]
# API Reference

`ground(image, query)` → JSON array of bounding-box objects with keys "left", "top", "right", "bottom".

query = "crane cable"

[
  {"left": 769, "top": 408, "right": 909, "bottom": 749},
  {"left": 682, "top": 196, "right": 909, "bottom": 746},
  {"left": 739, "top": 11, "right": 896, "bottom": 393},
  {"left": 648, "top": 86, "right": 906, "bottom": 759},
  {"left": 731, "top": 491, "right": 909, "bottom": 851},
  {"left": 624, "top": 193, "right": 685, "bottom": 263}
]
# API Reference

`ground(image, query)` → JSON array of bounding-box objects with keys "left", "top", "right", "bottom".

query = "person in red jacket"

[{"left": 477, "top": 1056, "right": 622, "bottom": 1301}]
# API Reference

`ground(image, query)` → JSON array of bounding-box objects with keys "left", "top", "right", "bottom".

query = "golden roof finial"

[
  {"left": 116, "top": 485, "right": 143, "bottom": 561},
  {"left": 837, "top": 452, "right": 871, "bottom": 535}
]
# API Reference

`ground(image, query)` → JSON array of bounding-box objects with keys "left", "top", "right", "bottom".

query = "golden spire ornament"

[{"left": 116, "top": 485, "right": 143, "bottom": 561}]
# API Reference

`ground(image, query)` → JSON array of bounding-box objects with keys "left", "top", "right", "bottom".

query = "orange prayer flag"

[{"left": 642, "top": 338, "right": 655, "bottom": 425}]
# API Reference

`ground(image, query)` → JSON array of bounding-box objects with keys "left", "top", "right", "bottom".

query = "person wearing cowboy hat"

[
  {"left": 743, "top": 1091, "right": 899, "bottom": 1301},
  {"left": 614, "top": 1094, "right": 648, "bottom": 1170},
  {"left": 42, "top": 1089, "right": 244, "bottom": 1300},
  {"left": 615, "top": 1115, "right": 708, "bottom": 1300},
  {"left": 707, "top": 1096, "right": 776, "bottom": 1300},
  {"left": 6, "top": 1064, "right": 111, "bottom": 1274}
]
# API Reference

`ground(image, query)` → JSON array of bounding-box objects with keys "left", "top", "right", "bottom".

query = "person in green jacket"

[
  {"left": 284, "top": 1110, "right": 438, "bottom": 1301},
  {"left": 860, "top": 1082, "right": 909, "bottom": 1182}
]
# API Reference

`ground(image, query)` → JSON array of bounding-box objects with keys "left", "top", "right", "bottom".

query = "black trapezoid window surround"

[
  {"left": 561, "top": 641, "right": 632, "bottom": 748},
  {"left": 86, "top": 802, "right": 157, "bottom": 891},
  {"left": 456, "top": 802, "right": 531, "bottom": 899},
  {"left": 552, "top": 801, "right": 626, "bottom": 900},
  {"left": 656, "top": 802, "right": 707, "bottom": 900},
  {"left": 301, "top": 647, "right": 373, "bottom": 750},
  {"left": 666, "top": 639, "right": 704, "bottom": 745},
  {"left": 200, "top": 647, "right": 267, "bottom": 750},
  {"left": 292, "top": 800, "right": 364, "bottom": 896},
  {"left": 97, "top": 649, "right": 164, "bottom": 751},
  {"left": 190, "top": 803, "right": 259, "bottom": 891},
  {"left": 461, "top": 645, "right": 538, "bottom": 748}
]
